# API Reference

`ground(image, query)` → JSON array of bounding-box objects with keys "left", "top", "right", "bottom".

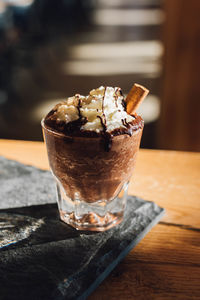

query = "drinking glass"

[{"left": 42, "top": 118, "right": 143, "bottom": 231}]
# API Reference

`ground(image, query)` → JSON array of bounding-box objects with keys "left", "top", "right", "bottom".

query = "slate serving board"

[{"left": 0, "top": 156, "right": 164, "bottom": 300}]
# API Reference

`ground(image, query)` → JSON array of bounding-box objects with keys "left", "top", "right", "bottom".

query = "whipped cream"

[{"left": 54, "top": 86, "right": 135, "bottom": 133}]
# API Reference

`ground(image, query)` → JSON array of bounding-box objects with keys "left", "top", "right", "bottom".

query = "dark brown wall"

[{"left": 159, "top": 0, "right": 200, "bottom": 151}]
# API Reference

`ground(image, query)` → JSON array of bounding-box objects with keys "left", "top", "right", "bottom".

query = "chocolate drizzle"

[
  {"left": 97, "top": 116, "right": 106, "bottom": 132},
  {"left": 121, "top": 90, "right": 127, "bottom": 111},
  {"left": 75, "top": 95, "right": 82, "bottom": 118},
  {"left": 96, "top": 86, "right": 112, "bottom": 151},
  {"left": 122, "top": 118, "right": 129, "bottom": 127},
  {"left": 121, "top": 115, "right": 134, "bottom": 136},
  {"left": 122, "top": 99, "right": 126, "bottom": 111},
  {"left": 122, "top": 119, "right": 126, "bottom": 127},
  {"left": 101, "top": 86, "right": 107, "bottom": 128}
]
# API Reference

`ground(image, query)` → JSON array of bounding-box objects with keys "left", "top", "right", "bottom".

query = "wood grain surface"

[{"left": 0, "top": 139, "right": 200, "bottom": 299}]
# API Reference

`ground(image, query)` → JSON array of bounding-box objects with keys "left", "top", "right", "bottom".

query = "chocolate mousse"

[{"left": 42, "top": 85, "right": 147, "bottom": 230}]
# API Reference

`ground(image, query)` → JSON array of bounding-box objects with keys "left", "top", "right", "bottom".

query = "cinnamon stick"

[{"left": 126, "top": 83, "right": 149, "bottom": 114}]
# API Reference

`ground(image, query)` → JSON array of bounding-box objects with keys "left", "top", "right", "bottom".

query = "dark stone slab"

[
  {"left": 0, "top": 156, "right": 56, "bottom": 209},
  {"left": 0, "top": 156, "right": 164, "bottom": 300}
]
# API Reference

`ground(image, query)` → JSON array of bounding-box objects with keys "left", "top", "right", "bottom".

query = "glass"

[{"left": 41, "top": 118, "right": 143, "bottom": 231}]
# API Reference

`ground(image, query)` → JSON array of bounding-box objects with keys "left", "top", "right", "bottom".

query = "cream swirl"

[{"left": 54, "top": 86, "right": 135, "bottom": 133}]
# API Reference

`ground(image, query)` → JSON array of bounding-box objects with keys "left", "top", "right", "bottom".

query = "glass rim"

[
  {"left": 41, "top": 118, "right": 72, "bottom": 139},
  {"left": 41, "top": 117, "right": 143, "bottom": 140}
]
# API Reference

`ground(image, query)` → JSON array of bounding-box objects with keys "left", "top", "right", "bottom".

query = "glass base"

[{"left": 56, "top": 182, "right": 128, "bottom": 232}]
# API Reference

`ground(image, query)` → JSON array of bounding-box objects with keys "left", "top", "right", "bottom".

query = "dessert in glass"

[{"left": 42, "top": 84, "right": 148, "bottom": 231}]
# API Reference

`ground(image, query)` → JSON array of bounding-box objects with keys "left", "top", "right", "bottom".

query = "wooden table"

[{"left": 0, "top": 139, "right": 200, "bottom": 300}]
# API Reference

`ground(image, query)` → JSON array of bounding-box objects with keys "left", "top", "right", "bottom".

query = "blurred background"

[{"left": 0, "top": 0, "right": 199, "bottom": 151}]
